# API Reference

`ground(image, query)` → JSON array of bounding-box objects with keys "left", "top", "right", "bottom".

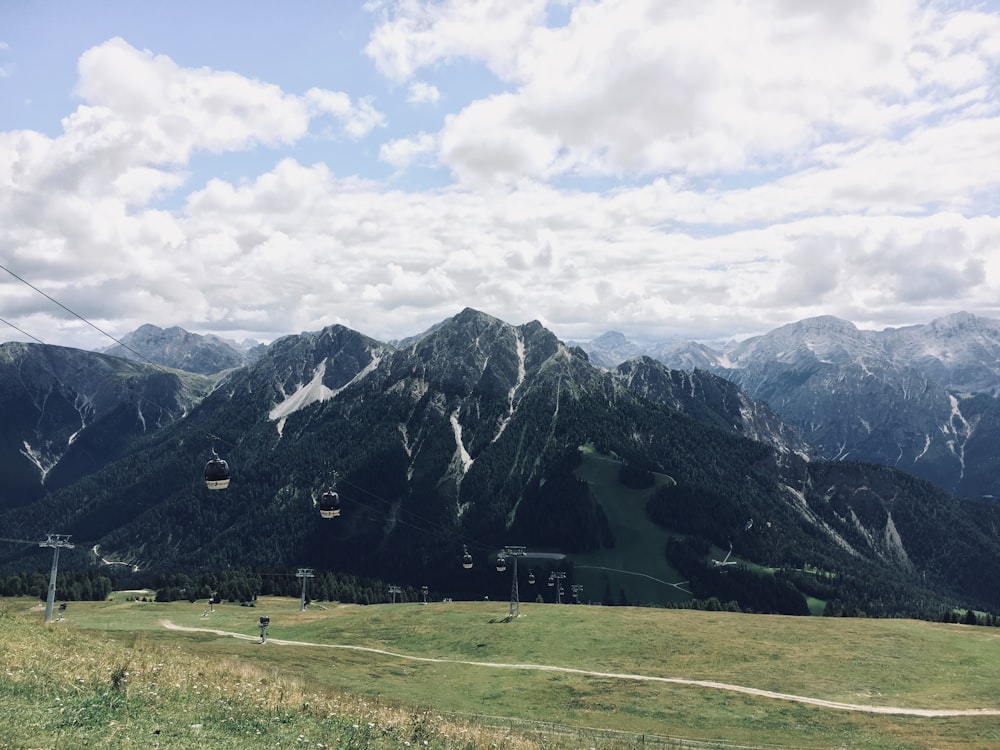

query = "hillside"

[
  {"left": 581, "top": 313, "right": 1000, "bottom": 499},
  {"left": 0, "top": 341, "right": 215, "bottom": 506},
  {"left": 2, "top": 309, "right": 1000, "bottom": 619},
  {"left": 5, "top": 596, "right": 1000, "bottom": 749}
]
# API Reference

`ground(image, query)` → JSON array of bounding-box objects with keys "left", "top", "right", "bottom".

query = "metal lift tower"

[
  {"left": 297, "top": 568, "right": 314, "bottom": 611},
  {"left": 39, "top": 534, "right": 74, "bottom": 623}
]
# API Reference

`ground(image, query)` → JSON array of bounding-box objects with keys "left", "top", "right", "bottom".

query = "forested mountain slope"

[{"left": 2, "top": 309, "right": 999, "bottom": 617}]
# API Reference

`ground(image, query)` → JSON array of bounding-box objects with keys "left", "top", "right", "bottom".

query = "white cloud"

[
  {"left": 379, "top": 132, "right": 437, "bottom": 169},
  {"left": 75, "top": 38, "right": 313, "bottom": 160},
  {"left": 0, "top": 38, "right": 387, "bottom": 344},
  {"left": 0, "top": 35, "right": 389, "bottom": 232},
  {"left": 407, "top": 81, "right": 440, "bottom": 105},
  {"left": 305, "top": 88, "right": 387, "bottom": 138},
  {"left": 365, "top": 0, "right": 548, "bottom": 82},
  {"left": 369, "top": 0, "right": 1000, "bottom": 187},
  {"left": 172, "top": 159, "right": 1000, "bottom": 342},
  {"left": 439, "top": 94, "right": 561, "bottom": 184},
  {"left": 3, "top": 4, "right": 1000, "bottom": 351}
]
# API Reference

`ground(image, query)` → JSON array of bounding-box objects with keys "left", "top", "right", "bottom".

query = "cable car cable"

[
  {"left": 0, "top": 266, "right": 242, "bottom": 492},
  {"left": 0, "top": 262, "right": 165, "bottom": 369},
  {"left": 0, "top": 317, "right": 46, "bottom": 344}
]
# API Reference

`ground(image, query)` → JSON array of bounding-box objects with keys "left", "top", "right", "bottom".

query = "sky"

[{"left": 2, "top": 0, "right": 1000, "bottom": 351}]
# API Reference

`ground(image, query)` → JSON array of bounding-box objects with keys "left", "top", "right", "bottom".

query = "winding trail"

[{"left": 160, "top": 620, "right": 1000, "bottom": 718}]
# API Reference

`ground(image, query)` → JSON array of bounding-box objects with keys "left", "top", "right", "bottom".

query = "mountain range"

[
  {"left": 1, "top": 310, "right": 999, "bottom": 618},
  {"left": 576, "top": 312, "right": 1000, "bottom": 501}
]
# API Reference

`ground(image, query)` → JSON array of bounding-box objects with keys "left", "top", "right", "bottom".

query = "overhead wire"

[
  {"left": 0, "top": 316, "right": 46, "bottom": 344},
  {"left": 0, "top": 261, "right": 161, "bottom": 367},
  {"left": 0, "top": 536, "right": 50, "bottom": 546},
  {"left": 0, "top": 261, "right": 225, "bottom": 454}
]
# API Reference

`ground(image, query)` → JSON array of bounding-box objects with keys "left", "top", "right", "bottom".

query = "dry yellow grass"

[{"left": 0, "top": 598, "right": 553, "bottom": 749}]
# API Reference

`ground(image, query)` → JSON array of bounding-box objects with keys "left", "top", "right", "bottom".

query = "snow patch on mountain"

[
  {"left": 20, "top": 440, "right": 54, "bottom": 483},
  {"left": 69, "top": 393, "right": 94, "bottom": 444},
  {"left": 450, "top": 409, "right": 474, "bottom": 474},
  {"left": 399, "top": 423, "right": 416, "bottom": 481},
  {"left": 269, "top": 352, "right": 383, "bottom": 429},
  {"left": 943, "top": 394, "right": 972, "bottom": 479},
  {"left": 492, "top": 329, "right": 525, "bottom": 443},
  {"left": 270, "top": 361, "right": 336, "bottom": 422}
]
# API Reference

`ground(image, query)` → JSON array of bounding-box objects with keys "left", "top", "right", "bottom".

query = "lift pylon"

[{"left": 39, "top": 534, "right": 74, "bottom": 623}]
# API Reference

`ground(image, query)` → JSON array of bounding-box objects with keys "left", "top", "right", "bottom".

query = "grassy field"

[
  {"left": 4, "top": 595, "right": 1000, "bottom": 749},
  {"left": 573, "top": 448, "right": 690, "bottom": 607}
]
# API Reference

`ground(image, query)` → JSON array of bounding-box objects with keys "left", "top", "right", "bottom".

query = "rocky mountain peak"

[
  {"left": 727, "top": 316, "right": 878, "bottom": 368},
  {"left": 929, "top": 310, "right": 982, "bottom": 332},
  {"left": 103, "top": 324, "right": 259, "bottom": 375},
  {"left": 567, "top": 330, "right": 647, "bottom": 369}
]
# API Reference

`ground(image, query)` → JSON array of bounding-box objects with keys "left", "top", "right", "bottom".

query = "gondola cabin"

[
  {"left": 204, "top": 455, "right": 230, "bottom": 490},
  {"left": 319, "top": 491, "right": 341, "bottom": 518},
  {"left": 462, "top": 551, "right": 474, "bottom": 569}
]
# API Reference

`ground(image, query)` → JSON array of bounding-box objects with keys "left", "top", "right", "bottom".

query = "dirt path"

[{"left": 160, "top": 620, "right": 1000, "bottom": 718}]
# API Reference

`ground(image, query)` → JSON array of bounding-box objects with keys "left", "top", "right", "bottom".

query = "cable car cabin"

[
  {"left": 462, "top": 552, "right": 474, "bottom": 569},
  {"left": 495, "top": 556, "right": 507, "bottom": 572},
  {"left": 319, "top": 491, "right": 341, "bottom": 519},
  {"left": 204, "top": 457, "right": 230, "bottom": 490}
]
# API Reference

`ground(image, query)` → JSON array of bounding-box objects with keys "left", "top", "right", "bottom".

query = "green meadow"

[
  {"left": 573, "top": 447, "right": 690, "bottom": 607},
  {"left": 3, "top": 594, "right": 1000, "bottom": 749}
]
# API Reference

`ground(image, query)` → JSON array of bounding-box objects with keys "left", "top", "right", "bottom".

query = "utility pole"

[
  {"left": 388, "top": 584, "right": 402, "bottom": 603},
  {"left": 39, "top": 534, "right": 74, "bottom": 623},
  {"left": 296, "top": 568, "right": 314, "bottom": 611}
]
